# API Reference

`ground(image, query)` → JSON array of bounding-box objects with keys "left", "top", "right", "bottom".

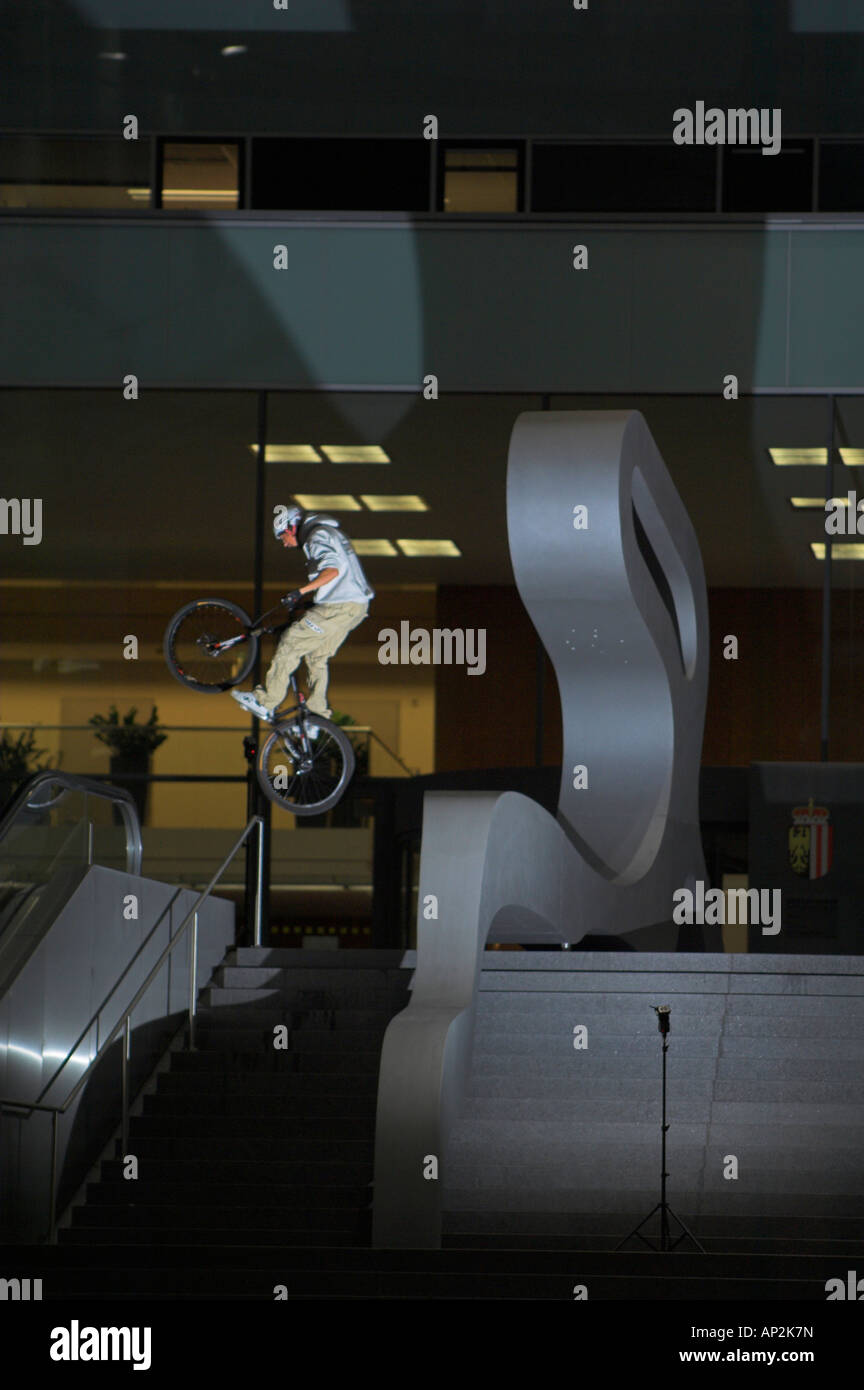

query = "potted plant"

[
  {"left": 0, "top": 727, "right": 50, "bottom": 816},
  {"left": 88, "top": 705, "right": 167, "bottom": 826}
]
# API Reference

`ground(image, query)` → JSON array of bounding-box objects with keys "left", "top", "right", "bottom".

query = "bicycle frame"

[
  {"left": 205, "top": 602, "right": 297, "bottom": 657},
  {"left": 270, "top": 673, "right": 314, "bottom": 735},
  {"left": 196, "top": 603, "right": 319, "bottom": 746}
]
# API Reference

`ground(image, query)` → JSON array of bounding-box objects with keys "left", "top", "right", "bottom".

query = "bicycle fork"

[{"left": 277, "top": 701, "right": 314, "bottom": 767}]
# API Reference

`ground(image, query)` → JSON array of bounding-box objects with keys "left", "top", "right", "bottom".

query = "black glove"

[{"left": 281, "top": 589, "right": 304, "bottom": 610}]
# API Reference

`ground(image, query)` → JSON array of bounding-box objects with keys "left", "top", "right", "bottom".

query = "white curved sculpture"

[{"left": 372, "top": 411, "right": 710, "bottom": 1247}]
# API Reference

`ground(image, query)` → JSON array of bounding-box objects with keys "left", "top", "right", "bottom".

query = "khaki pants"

[{"left": 253, "top": 601, "right": 368, "bottom": 717}]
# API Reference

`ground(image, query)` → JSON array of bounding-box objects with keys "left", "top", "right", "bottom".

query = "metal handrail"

[
  {"left": 0, "top": 813, "right": 264, "bottom": 1242},
  {"left": 1, "top": 722, "right": 384, "bottom": 733},
  {"left": 0, "top": 770, "right": 142, "bottom": 876},
  {"left": 0, "top": 726, "right": 417, "bottom": 777},
  {"left": 31, "top": 886, "right": 186, "bottom": 1109},
  {"left": 364, "top": 730, "right": 416, "bottom": 778}
]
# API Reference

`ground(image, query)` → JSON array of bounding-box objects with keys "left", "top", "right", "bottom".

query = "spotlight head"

[{"left": 653, "top": 1004, "right": 671, "bottom": 1035}]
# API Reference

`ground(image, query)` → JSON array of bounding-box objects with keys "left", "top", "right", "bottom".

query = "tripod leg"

[
  {"left": 665, "top": 1206, "right": 707, "bottom": 1253},
  {"left": 614, "top": 1203, "right": 663, "bottom": 1251},
  {"left": 660, "top": 1205, "right": 671, "bottom": 1251}
]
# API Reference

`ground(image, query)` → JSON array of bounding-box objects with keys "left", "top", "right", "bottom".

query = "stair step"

[
  {"left": 442, "top": 1208, "right": 864, "bottom": 1238},
  {"left": 10, "top": 1242, "right": 847, "bottom": 1275},
  {"left": 158, "top": 1070, "right": 377, "bottom": 1097},
  {"left": 172, "top": 1041, "right": 382, "bottom": 1069},
  {"left": 216, "top": 965, "right": 408, "bottom": 993},
  {"left": 117, "top": 1137, "right": 374, "bottom": 1161},
  {"left": 200, "top": 986, "right": 406, "bottom": 1011},
  {"left": 129, "top": 1117, "right": 374, "bottom": 1140},
  {"left": 99, "top": 1158, "right": 373, "bottom": 1184},
  {"left": 71, "top": 1205, "right": 368, "bottom": 1232},
  {"left": 227, "top": 948, "right": 410, "bottom": 971},
  {"left": 59, "top": 1227, "right": 364, "bottom": 1248},
  {"left": 85, "top": 1181, "right": 368, "bottom": 1207},
  {"left": 195, "top": 1023, "right": 389, "bottom": 1053},
  {"left": 11, "top": 1262, "right": 833, "bottom": 1300},
  {"left": 7, "top": 1241, "right": 844, "bottom": 1300},
  {"left": 205, "top": 998, "right": 397, "bottom": 1029},
  {"left": 169, "top": 1049, "right": 378, "bottom": 1074},
  {"left": 144, "top": 1093, "right": 374, "bottom": 1118}
]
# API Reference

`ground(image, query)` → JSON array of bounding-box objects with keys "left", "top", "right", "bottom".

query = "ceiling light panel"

[
  {"left": 293, "top": 495, "right": 361, "bottom": 510},
  {"left": 790, "top": 497, "right": 850, "bottom": 508},
  {"left": 321, "top": 445, "right": 390, "bottom": 463},
  {"left": 360, "top": 495, "right": 428, "bottom": 511},
  {"left": 811, "top": 542, "right": 864, "bottom": 560},
  {"left": 769, "top": 448, "right": 827, "bottom": 466},
  {"left": 249, "top": 444, "right": 322, "bottom": 463},
  {"left": 353, "top": 539, "right": 398, "bottom": 556},
  {"left": 396, "top": 539, "right": 461, "bottom": 557}
]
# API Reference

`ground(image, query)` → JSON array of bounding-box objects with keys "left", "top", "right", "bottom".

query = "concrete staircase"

[
  {"left": 443, "top": 952, "right": 864, "bottom": 1258},
  {"left": 7, "top": 949, "right": 864, "bottom": 1298},
  {"left": 43, "top": 948, "right": 411, "bottom": 1288}
]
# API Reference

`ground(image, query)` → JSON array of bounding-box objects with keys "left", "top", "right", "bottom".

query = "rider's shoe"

[{"left": 230, "top": 690, "right": 273, "bottom": 722}]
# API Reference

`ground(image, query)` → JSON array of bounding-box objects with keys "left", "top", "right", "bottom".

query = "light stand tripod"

[{"left": 616, "top": 1004, "right": 705, "bottom": 1253}]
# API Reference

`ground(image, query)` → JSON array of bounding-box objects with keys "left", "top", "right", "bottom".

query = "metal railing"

[
  {"left": 0, "top": 769, "right": 142, "bottom": 875},
  {"left": 363, "top": 728, "right": 415, "bottom": 778},
  {"left": 0, "top": 813, "right": 264, "bottom": 1242},
  {"left": 0, "top": 723, "right": 418, "bottom": 779}
]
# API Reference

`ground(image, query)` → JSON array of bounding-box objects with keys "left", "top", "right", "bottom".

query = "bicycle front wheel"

[
  {"left": 257, "top": 715, "right": 356, "bottom": 815},
  {"left": 164, "top": 598, "right": 258, "bottom": 693}
]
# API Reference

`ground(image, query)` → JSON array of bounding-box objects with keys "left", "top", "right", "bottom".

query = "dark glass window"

[
  {"left": 440, "top": 146, "right": 520, "bottom": 212},
  {"left": 531, "top": 143, "right": 716, "bottom": 213},
  {"left": 159, "top": 141, "right": 241, "bottom": 211},
  {"left": 819, "top": 141, "right": 864, "bottom": 211},
  {"left": 251, "top": 138, "right": 430, "bottom": 211},
  {"left": 0, "top": 136, "right": 151, "bottom": 210},
  {"left": 722, "top": 140, "right": 813, "bottom": 212}
]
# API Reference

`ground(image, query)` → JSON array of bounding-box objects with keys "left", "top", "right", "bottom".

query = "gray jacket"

[{"left": 301, "top": 514, "right": 375, "bottom": 606}]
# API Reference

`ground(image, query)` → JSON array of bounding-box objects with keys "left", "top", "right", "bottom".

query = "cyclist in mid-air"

[{"left": 231, "top": 504, "right": 374, "bottom": 723}]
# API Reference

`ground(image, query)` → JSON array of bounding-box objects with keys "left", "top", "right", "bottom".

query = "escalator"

[{"left": 0, "top": 771, "right": 235, "bottom": 1243}]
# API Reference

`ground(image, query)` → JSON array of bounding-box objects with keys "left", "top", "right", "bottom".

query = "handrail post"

[
  {"left": 121, "top": 1014, "right": 130, "bottom": 1156},
  {"left": 86, "top": 819, "right": 94, "bottom": 866},
  {"left": 253, "top": 815, "right": 264, "bottom": 947},
  {"left": 188, "top": 911, "right": 199, "bottom": 1051},
  {"left": 48, "top": 1109, "right": 58, "bottom": 1244}
]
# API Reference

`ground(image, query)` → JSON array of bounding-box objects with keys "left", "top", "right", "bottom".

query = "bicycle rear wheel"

[
  {"left": 257, "top": 715, "right": 355, "bottom": 815},
  {"left": 164, "top": 598, "right": 258, "bottom": 693}
]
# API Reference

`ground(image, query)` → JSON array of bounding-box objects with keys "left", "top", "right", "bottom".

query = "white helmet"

[{"left": 273, "top": 504, "right": 303, "bottom": 539}]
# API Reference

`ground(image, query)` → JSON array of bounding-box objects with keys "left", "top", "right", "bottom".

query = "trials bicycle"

[{"left": 163, "top": 596, "right": 355, "bottom": 816}]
